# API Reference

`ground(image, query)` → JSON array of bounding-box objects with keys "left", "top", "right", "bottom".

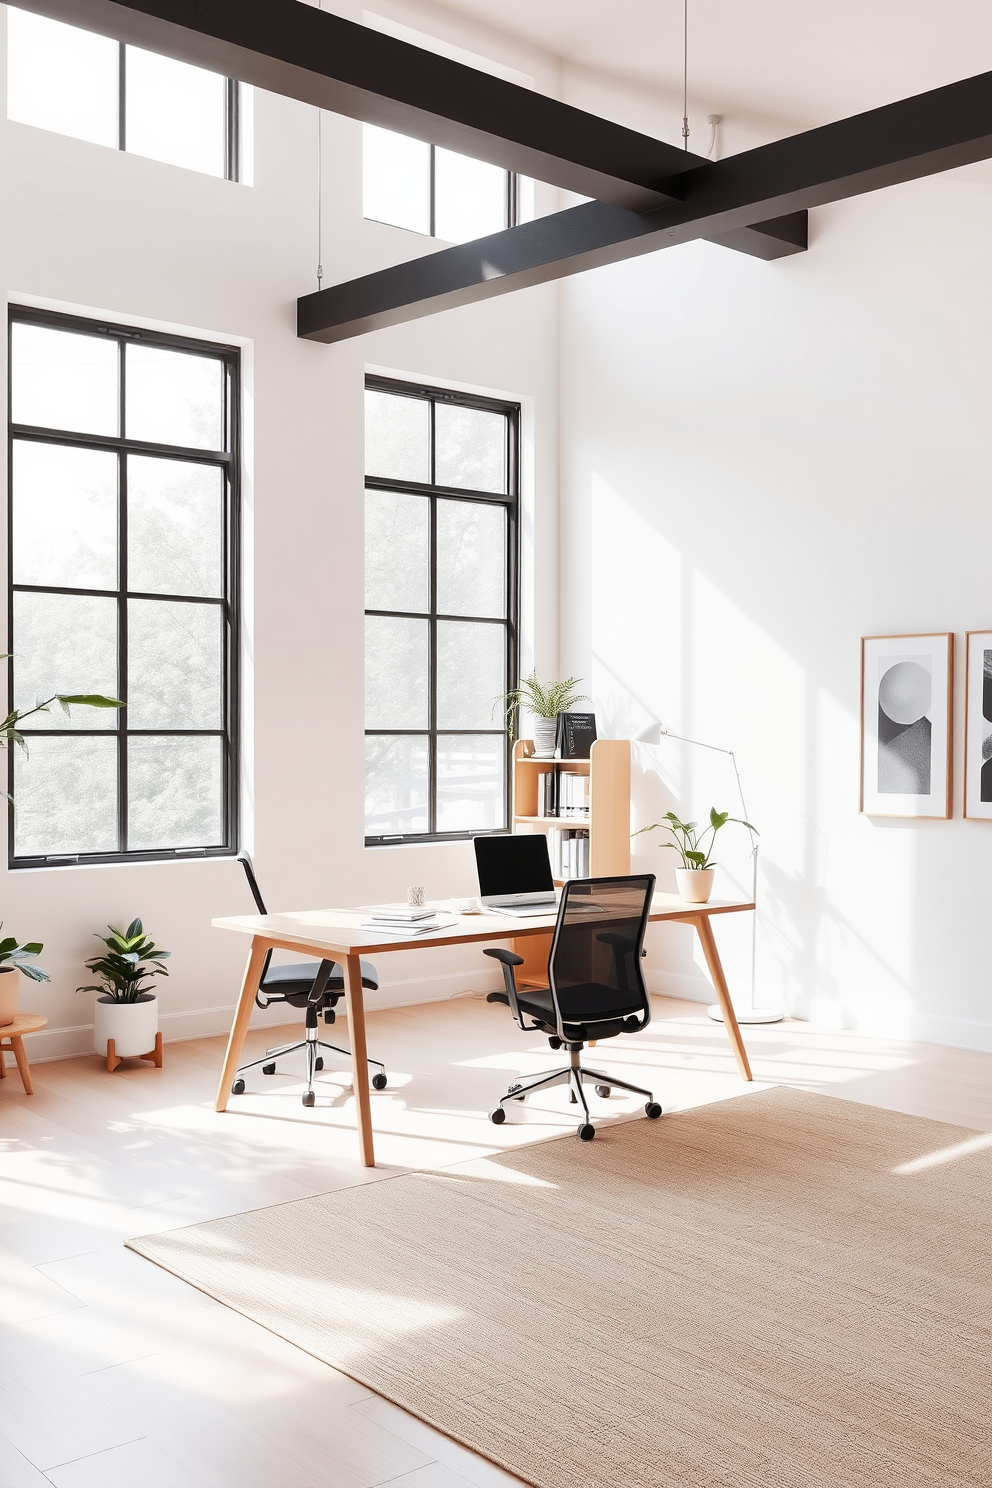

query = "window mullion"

[
  {"left": 118, "top": 42, "right": 126, "bottom": 153},
  {"left": 429, "top": 491, "right": 438, "bottom": 836}
]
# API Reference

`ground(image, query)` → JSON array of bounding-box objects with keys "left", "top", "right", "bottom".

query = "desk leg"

[
  {"left": 693, "top": 915, "right": 753, "bottom": 1082},
  {"left": 215, "top": 937, "right": 269, "bottom": 1112},
  {"left": 343, "top": 953, "right": 375, "bottom": 1168}
]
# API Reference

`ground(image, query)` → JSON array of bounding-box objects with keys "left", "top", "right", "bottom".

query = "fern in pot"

[
  {"left": 495, "top": 673, "right": 588, "bottom": 756},
  {"left": 78, "top": 920, "right": 170, "bottom": 1061}
]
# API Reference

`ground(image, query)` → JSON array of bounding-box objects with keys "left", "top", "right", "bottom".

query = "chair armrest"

[{"left": 484, "top": 948, "right": 525, "bottom": 966}]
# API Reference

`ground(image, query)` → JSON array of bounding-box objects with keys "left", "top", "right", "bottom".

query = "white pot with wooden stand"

[
  {"left": 675, "top": 868, "right": 716, "bottom": 904},
  {"left": 0, "top": 965, "right": 19, "bottom": 1027},
  {"left": 93, "top": 993, "right": 163, "bottom": 1073}
]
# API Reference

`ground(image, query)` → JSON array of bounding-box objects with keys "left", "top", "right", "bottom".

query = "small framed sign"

[{"left": 860, "top": 633, "right": 952, "bottom": 818}]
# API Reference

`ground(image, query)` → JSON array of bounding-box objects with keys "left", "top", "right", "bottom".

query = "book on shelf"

[
  {"left": 556, "top": 711, "right": 597, "bottom": 759},
  {"left": 546, "top": 826, "right": 590, "bottom": 880},
  {"left": 535, "top": 769, "right": 589, "bottom": 819}
]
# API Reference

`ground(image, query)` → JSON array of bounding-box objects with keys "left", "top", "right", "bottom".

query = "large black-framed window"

[
  {"left": 364, "top": 376, "right": 519, "bottom": 845},
  {"left": 5, "top": 7, "right": 242, "bottom": 181},
  {"left": 7, "top": 307, "right": 240, "bottom": 868},
  {"left": 363, "top": 124, "right": 517, "bottom": 243}
]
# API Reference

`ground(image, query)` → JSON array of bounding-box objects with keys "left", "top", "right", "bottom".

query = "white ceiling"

[{"left": 423, "top": 1, "right": 992, "bottom": 132}]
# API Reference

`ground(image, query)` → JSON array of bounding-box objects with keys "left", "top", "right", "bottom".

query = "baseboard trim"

[
  {"left": 15, "top": 968, "right": 504, "bottom": 1063},
  {"left": 907, "top": 1012, "right": 992, "bottom": 1055}
]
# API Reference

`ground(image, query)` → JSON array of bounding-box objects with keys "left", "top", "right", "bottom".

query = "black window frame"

[
  {"left": 364, "top": 374, "right": 520, "bottom": 846},
  {"left": 7, "top": 304, "right": 241, "bottom": 869},
  {"left": 364, "top": 130, "right": 518, "bottom": 239},
  {"left": 9, "top": 12, "right": 242, "bottom": 181}
]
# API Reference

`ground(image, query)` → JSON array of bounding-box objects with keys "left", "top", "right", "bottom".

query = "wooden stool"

[{"left": 0, "top": 1012, "right": 48, "bottom": 1095}]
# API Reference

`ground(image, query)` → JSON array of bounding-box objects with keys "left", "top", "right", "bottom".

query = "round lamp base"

[{"left": 707, "top": 1003, "right": 784, "bottom": 1025}]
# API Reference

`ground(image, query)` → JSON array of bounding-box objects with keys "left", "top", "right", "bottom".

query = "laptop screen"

[{"left": 475, "top": 834, "right": 555, "bottom": 897}]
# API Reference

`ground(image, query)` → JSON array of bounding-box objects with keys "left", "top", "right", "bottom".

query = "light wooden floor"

[{"left": 2, "top": 993, "right": 991, "bottom": 1487}]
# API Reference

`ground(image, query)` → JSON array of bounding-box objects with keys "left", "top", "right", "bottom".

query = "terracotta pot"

[
  {"left": 93, "top": 993, "right": 158, "bottom": 1058},
  {"left": 0, "top": 966, "right": 18, "bottom": 1027},
  {"left": 675, "top": 868, "right": 715, "bottom": 904}
]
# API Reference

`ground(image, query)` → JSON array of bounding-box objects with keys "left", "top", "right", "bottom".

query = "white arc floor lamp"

[{"left": 634, "top": 722, "right": 783, "bottom": 1024}]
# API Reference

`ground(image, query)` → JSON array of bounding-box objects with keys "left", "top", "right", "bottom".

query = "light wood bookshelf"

[{"left": 509, "top": 737, "right": 631, "bottom": 983}]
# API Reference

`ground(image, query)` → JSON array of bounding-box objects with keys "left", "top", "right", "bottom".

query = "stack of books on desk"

[{"left": 359, "top": 905, "right": 458, "bottom": 936}]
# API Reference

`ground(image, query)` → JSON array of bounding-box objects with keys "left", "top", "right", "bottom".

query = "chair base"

[
  {"left": 234, "top": 1024, "right": 387, "bottom": 1105},
  {"left": 491, "top": 1045, "right": 658, "bottom": 1136}
]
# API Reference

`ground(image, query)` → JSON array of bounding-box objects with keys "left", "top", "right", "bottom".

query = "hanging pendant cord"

[{"left": 681, "top": 0, "right": 690, "bottom": 149}]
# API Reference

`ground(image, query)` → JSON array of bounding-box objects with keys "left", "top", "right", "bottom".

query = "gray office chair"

[
  {"left": 484, "top": 873, "right": 662, "bottom": 1140},
  {"left": 231, "top": 854, "right": 387, "bottom": 1108}
]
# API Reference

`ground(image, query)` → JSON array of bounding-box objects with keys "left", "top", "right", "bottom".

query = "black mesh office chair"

[
  {"left": 231, "top": 854, "right": 387, "bottom": 1108},
  {"left": 484, "top": 874, "right": 662, "bottom": 1141}
]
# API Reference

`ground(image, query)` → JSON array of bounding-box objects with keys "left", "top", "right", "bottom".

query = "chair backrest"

[
  {"left": 238, "top": 853, "right": 274, "bottom": 989},
  {"left": 238, "top": 853, "right": 268, "bottom": 915},
  {"left": 547, "top": 875, "right": 655, "bottom": 1032}
]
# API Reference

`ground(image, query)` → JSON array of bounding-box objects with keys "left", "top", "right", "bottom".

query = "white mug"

[{"left": 407, "top": 885, "right": 427, "bottom": 907}]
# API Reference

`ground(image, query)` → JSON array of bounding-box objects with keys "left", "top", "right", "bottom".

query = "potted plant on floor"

[
  {"left": 0, "top": 929, "right": 50, "bottom": 1026},
  {"left": 495, "top": 673, "right": 588, "bottom": 756},
  {"left": 634, "top": 808, "right": 758, "bottom": 903},
  {"left": 77, "top": 920, "right": 170, "bottom": 1068}
]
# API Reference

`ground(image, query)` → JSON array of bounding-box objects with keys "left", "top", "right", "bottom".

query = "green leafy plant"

[
  {"left": 77, "top": 919, "right": 171, "bottom": 1004},
  {"left": 0, "top": 662, "right": 124, "bottom": 804},
  {"left": 494, "top": 673, "right": 588, "bottom": 740},
  {"left": 633, "top": 808, "right": 758, "bottom": 871},
  {"left": 0, "top": 926, "right": 50, "bottom": 982}
]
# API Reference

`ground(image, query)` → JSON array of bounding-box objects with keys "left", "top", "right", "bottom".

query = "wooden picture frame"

[
  {"left": 860, "top": 633, "right": 953, "bottom": 818},
  {"left": 964, "top": 630, "right": 992, "bottom": 820}
]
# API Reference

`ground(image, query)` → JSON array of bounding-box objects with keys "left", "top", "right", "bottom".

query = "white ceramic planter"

[
  {"left": 93, "top": 993, "right": 158, "bottom": 1057},
  {"left": 532, "top": 718, "right": 557, "bottom": 756},
  {"left": 0, "top": 967, "right": 18, "bottom": 1027},
  {"left": 675, "top": 868, "right": 715, "bottom": 904}
]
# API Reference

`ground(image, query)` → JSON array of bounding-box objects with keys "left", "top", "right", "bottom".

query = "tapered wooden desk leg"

[
  {"left": 343, "top": 953, "right": 375, "bottom": 1169},
  {"left": 215, "top": 937, "right": 269, "bottom": 1112},
  {"left": 693, "top": 914, "right": 753, "bottom": 1082}
]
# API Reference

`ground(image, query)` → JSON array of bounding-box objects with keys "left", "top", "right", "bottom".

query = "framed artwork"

[
  {"left": 964, "top": 631, "right": 992, "bottom": 819},
  {"left": 860, "top": 633, "right": 953, "bottom": 818}
]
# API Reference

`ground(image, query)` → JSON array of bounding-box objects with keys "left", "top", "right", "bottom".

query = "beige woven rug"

[{"left": 128, "top": 1087, "right": 992, "bottom": 1488}]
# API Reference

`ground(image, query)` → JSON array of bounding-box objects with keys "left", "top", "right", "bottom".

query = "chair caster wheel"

[
  {"left": 231, "top": 1078, "right": 245, "bottom": 1095},
  {"left": 569, "top": 1090, "right": 577, "bottom": 1103},
  {"left": 262, "top": 1063, "right": 276, "bottom": 1076},
  {"left": 372, "top": 1072, "right": 387, "bottom": 1091},
  {"left": 595, "top": 1084, "right": 611, "bottom": 1099},
  {"left": 577, "top": 1123, "right": 596, "bottom": 1142},
  {"left": 489, "top": 1106, "right": 507, "bottom": 1125},
  {"left": 314, "top": 1057, "right": 324, "bottom": 1071},
  {"left": 302, "top": 1091, "right": 316, "bottom": 1108},
  {"left": 645, "top": 1101, "right": 662, "bottom": 1119}
]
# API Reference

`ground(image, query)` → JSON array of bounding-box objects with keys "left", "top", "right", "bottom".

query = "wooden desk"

[{"left": 213, "top": 894, "right": 754, "bottom": 1167}]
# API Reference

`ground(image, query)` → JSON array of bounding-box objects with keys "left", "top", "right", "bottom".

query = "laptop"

[{"left": 474, "top": 834, "right": 558, "bottom": 916}]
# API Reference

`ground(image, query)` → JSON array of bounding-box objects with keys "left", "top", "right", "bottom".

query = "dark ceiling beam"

[
  {"left": 15, "top": 0, "right": 705, "bottom": 210},
  {"left": 299, "top": 68, "right": 992, "bottom": 342}
]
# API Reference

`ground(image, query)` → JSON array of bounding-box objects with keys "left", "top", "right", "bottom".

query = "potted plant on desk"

[
  {"left": 77, "top": 920, "right": 170, "bottom": 1071},
  {"left": 634, "top": 808, "right": 758, "bottom": 904}
]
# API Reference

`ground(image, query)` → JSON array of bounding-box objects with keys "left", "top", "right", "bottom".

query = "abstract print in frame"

[
  {"left": 860, "top": 634, "right": 952, "bottom": 818},
  {"left": 963, "top": 631, "right": 992, "bottom": 819}
]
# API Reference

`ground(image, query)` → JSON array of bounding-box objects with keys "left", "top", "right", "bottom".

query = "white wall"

[
  {"left": 0, "top": 2, "right": 561, "bottom": 1059},
  {"left": 559, "top": 162, "right": 992, "bottom": 1050}
]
